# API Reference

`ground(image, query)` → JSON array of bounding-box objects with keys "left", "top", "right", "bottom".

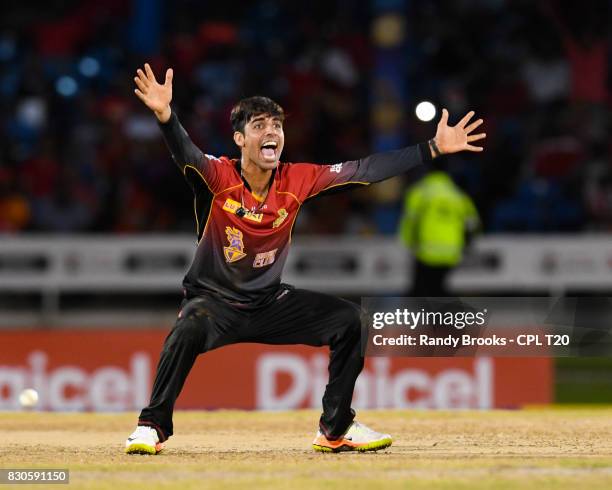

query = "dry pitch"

[{"left": 1, "top": 408, "right": 612, "bottom": 489}]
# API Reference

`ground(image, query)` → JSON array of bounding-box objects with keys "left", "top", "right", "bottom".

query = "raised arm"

[
  {"left": 357, "top": 109, "right": 486, "bottom": 182},
  {"left": 304, "top": 109, "right": 486, "bottom": 197},
  {"left": 134, "top": 63, "right": 203, "bottom": 170}
]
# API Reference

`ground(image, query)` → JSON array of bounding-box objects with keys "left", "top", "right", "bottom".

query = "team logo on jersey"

[
  {"left": 223, "top": 198, "right": 263, "bottom": 223},
  {"left": 272, "top": 208, "right": 288, "bottom": 228},
  {"left": 330, "top": 163, "right": 343, "bottom": 173},
  {"left": 223, "top": 226, "right": 247, "bottom": 263},
  {"left": 253, "top": 249, "right": 277, "bottom": 268}
]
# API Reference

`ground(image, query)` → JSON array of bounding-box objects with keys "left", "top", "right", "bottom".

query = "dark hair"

[{"left": 230, "top": 96, "right": 285, "bottom": 133}]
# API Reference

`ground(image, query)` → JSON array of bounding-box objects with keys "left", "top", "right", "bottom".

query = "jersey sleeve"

[
  {"left": 158, "top": 110, "right": 226, "bottom": 193},
  {"left": 300, "top": 143, "right": 432, "bottom": 199}
]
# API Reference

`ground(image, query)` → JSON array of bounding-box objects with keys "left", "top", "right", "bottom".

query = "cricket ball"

[{"left": 19, "top": 388, "right": 39, "bottom": 408}]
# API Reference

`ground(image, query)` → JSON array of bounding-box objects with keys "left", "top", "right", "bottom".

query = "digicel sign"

[
  {"left": 0, "top": 330, "right": 552, "bottom": 411},
  {"left": 0, "top": 351, "right": 151, "bottom": 411},
  {"left": 257, "top": 355, "right": 494, "bottom": 409}
]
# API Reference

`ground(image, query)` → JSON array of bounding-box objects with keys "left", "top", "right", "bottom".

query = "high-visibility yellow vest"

[{"left": 399, "top": 171, "right": 480, "bottom": 266}]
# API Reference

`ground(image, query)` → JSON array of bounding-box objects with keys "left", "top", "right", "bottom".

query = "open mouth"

[{"left": 260, "top": 141, "right": 278, "bottom": 161}]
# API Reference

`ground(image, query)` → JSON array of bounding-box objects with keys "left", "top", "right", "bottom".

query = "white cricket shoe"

[
  {"left": 125, "top": 426, "right": 164, "bottom": 455},
  {"left": 312, "top": 421, "right": 392, "bottom": 452}
]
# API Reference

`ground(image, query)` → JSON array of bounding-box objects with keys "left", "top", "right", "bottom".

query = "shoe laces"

[
  {"left": 134, "top": 426, "right": 158, "bottom": 441},
  {"left": 350, "top": 421, "right": 381, "bottom": 437}
]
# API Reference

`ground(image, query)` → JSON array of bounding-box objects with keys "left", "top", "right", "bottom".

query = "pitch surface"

[{"left": 1, "top": 409, "right": 612, "bottom": 489}]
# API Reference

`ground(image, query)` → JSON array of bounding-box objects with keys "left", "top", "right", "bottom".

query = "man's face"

[{"left": 234, "top": 114, "right": 284, "bottom": 170}]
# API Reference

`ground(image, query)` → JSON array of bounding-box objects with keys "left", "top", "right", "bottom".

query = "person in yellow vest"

[{"left": 399, "top": 163, "right": 480, "bottom": 297}]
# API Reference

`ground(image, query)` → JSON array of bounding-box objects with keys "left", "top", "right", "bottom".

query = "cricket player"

[{"left": 125, "top": 63, "right": 485, "bottom": 454}]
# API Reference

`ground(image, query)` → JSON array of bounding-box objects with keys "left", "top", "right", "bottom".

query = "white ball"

[
  {"left": 19, "top": 388, "right": 39, "bottom": 408},
  {"left": 415, "top": 101, "right": 437, "bottom": 122}
]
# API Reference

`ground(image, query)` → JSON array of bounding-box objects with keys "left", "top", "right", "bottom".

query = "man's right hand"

[{"left": 134, "top": 63, "right": 173, "bottom": 123}]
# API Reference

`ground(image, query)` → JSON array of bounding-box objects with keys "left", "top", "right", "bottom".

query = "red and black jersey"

[{"left": 160, "top": 112, "right": 431, "bottom": 306}]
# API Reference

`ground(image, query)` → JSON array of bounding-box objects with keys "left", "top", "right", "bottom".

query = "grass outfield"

[{"left": 1, "top": 409, "right": 612, "bottom": 489}]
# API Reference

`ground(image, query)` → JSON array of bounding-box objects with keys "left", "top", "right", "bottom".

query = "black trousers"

[
  {"left": 411, "top": 259, "right": 452, "bottom": 297},
  {"left": 138, "top": 285, "right": 363, "bottom": 442}
]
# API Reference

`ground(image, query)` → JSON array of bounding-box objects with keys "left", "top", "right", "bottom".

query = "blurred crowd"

[{"left": 0, "top": 0, "right": 610, "bottom": 235}]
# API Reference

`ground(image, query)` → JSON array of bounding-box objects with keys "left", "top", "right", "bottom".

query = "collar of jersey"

[{"left": 234, "top": 160, "right": 278, "bottom": 194}]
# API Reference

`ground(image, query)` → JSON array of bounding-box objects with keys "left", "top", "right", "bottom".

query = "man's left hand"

[{"left": 432, "top": 109, "right": 486, "bottom": 156}]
